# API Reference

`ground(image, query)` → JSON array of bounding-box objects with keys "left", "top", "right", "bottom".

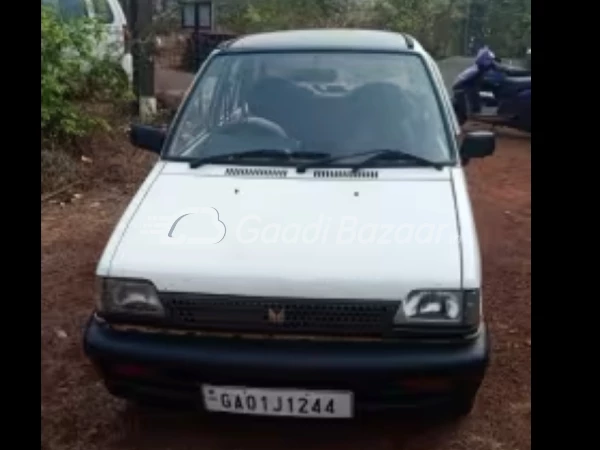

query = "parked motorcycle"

[{"left": 452, "top": 46, "right": 531, "bottom": 133}]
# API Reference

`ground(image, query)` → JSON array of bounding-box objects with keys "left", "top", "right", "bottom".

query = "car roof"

[{"left": 225, "top": 29, "right": 425, "bottom": 53}]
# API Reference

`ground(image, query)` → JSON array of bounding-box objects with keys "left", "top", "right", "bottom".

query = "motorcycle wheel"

[
  {"left": 452, "top": 97, "right": 468, "bottom": 126},
  {"left": 520, "top": 115, "right": 531, "bottom": 133}
]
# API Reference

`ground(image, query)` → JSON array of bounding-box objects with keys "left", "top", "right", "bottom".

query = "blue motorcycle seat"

[
  {"left": 503, "top": 76, "right": 531, "bottom": 90},
  {"left": 496, "top": 64, "right": 531, "bottom": 77}
]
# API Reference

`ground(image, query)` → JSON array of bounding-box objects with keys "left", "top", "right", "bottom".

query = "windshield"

[{"left": 167, "top": 51, "right": 453, "bottom": 165}]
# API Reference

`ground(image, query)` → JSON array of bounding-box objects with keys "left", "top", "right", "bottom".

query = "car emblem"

[{"left": 267, "top": 307, "right": 285, "bottom": 324}]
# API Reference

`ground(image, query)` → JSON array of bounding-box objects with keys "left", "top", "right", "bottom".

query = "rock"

[{"left": 55, "top": 328, "right": 68, "bottom": 339}]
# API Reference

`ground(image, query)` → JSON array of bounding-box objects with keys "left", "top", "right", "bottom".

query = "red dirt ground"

[{"left": 41, "top": 129, "right": 531, "bottom": 450}]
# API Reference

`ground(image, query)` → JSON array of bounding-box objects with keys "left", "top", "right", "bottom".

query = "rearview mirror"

[
  {"left": 460, "top": 130, "right": 495, "bottom": 163},
  {"left": 129, "top": 124, "right": 166, "bottom": 154}
]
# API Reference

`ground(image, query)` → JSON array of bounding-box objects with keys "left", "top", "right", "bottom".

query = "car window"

[
  {"left": 210, "top": 58, "right": 244, "bottom": 125},
  {"left": 42, "top": 0, "right": 88, "bottom": 19},
  {"left": 91, "top": 0, "right": 115, "bottom": 24},
  {"left": 264, "top": 53, "right": 425, "bottom": 93},
  {"left": 168, "top": 51, "right": 453, "bottom": 163},
  {"left": 171, "top": 57, "right": 246, "bottom": 154}
]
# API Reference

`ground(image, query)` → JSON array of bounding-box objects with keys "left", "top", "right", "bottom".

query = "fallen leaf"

[
  {"left": 81, "top": 155, "right": 93, "bottom": 164},
  {"left": 73, "top": 193, "right": 83, "bottom": 200}
]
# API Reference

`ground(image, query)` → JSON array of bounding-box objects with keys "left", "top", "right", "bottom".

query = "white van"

[
  {"left": 84, "top": 29, "right": 494, "bottom": 419},
  {"left": 42, "top": 0, "right": 133, "bottom": 82}
]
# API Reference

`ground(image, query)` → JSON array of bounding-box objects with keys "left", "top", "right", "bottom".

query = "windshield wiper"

[
  {"left": 296, "top": 149, "right": 445, "bottom": 173},
  {"left": 189, "top": 149, "right": 331, "bottom": 169},
  {"left": 348, "top": 149, "right": 444, "bottom": 172}
]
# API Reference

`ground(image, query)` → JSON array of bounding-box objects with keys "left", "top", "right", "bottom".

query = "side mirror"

[
  {"left": 460, "top": 130, "right": 495, "bottom": 164},
  {"left": 129, "top": 124, "right": 166, "bottom": 154}
]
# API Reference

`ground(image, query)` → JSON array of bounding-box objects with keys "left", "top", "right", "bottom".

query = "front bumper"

[{"left": 83, "top": 316, "right": 490, "bottom": 414}]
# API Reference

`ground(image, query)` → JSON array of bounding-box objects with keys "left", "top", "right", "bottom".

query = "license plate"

[{"left": 201, "top": 384, "right": 354, "bottom": 418}]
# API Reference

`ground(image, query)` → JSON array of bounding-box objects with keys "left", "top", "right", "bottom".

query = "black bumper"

[{"left": 83, "top": 316, "right": 490, "bottom": 414}]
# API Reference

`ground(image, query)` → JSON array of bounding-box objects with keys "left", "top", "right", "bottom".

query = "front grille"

[
  {"left": 160, "top": 293, "right": 399, "bottom": 337},
  {"left": 313, "top": 169, "right": 379, "bottom": 179},
  {"left": 224, "top": 167, "right": 289, "bottom": 178}
]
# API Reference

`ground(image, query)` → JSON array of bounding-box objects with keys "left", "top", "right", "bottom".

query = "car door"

[{"left": 88, "top": 0, "right": 127, "bottom": 61}]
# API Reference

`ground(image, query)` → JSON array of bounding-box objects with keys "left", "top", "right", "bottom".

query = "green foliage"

[
  {"left": 481, "top": 0, "right": 531, "bottom": 56},
  {"left": 217, "top": 0, "right": 530, "bottom": 59},
  {"left": 41, "top": 5, "right": 132, "bottom": 146},
  {"left": 370, "top": 0, "right": 470, "bottom": 58},
  {"left": 218, "top": 0, "right": 359, "bottom": 32}
]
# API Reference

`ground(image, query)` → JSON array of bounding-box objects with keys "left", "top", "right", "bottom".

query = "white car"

[
  {"left": 42, "top": 0, "right": 133, "bottom": 83},
  {"left": 84, "top": 29, "right": 494, "bottom": 419}
]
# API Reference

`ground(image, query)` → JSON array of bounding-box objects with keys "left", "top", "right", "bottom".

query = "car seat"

[{"left": 246, "top": 77, "right": 315, "bottom": 141}]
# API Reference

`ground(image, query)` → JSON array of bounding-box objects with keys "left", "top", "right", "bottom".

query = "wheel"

[
  {"left": 513, "top": 115, "right": 531, "bottom": 133},
  {"left": 127, "top": 396, "right": 193, "bottom": 411},
  {"left": 105, "top": 382, "right": 182, "bottom": 410},
  {"left": 446, "top": 393, "right": 476, "bottom": 418}
]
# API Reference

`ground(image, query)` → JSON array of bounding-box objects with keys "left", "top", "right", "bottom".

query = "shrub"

[
  {"left": 41, "top": 148, "right": 79, "bottom": 194},
  {"left": 41, "top": 5, "right": 131, "bottom": 146}
]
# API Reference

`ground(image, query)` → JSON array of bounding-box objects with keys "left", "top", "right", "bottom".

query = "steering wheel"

[{"left": 216, "top": 116, "right": 288, "bottom": 139}]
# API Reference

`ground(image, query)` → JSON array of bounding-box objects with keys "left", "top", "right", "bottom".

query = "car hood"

[{"left": 105, "top": 165, "right": 462, "bottom": 300}]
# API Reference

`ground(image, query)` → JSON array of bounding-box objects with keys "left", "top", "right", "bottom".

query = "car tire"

[
  {"left": 128, "top": 396, "right": 188, "bottom": 411},
  {"left": 515, "top": 115, "right": 531, "bottom": 134},
  {"left": 446, "top": 394, "right": 476, "bottom": 418}
]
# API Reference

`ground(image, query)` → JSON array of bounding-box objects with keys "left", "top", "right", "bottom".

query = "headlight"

[
  {"left": 393, "top": 289, "right": 481, "bottom": 327},
  {"left": 96, "top": 278, "right": 165, "bottom": 317}
]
